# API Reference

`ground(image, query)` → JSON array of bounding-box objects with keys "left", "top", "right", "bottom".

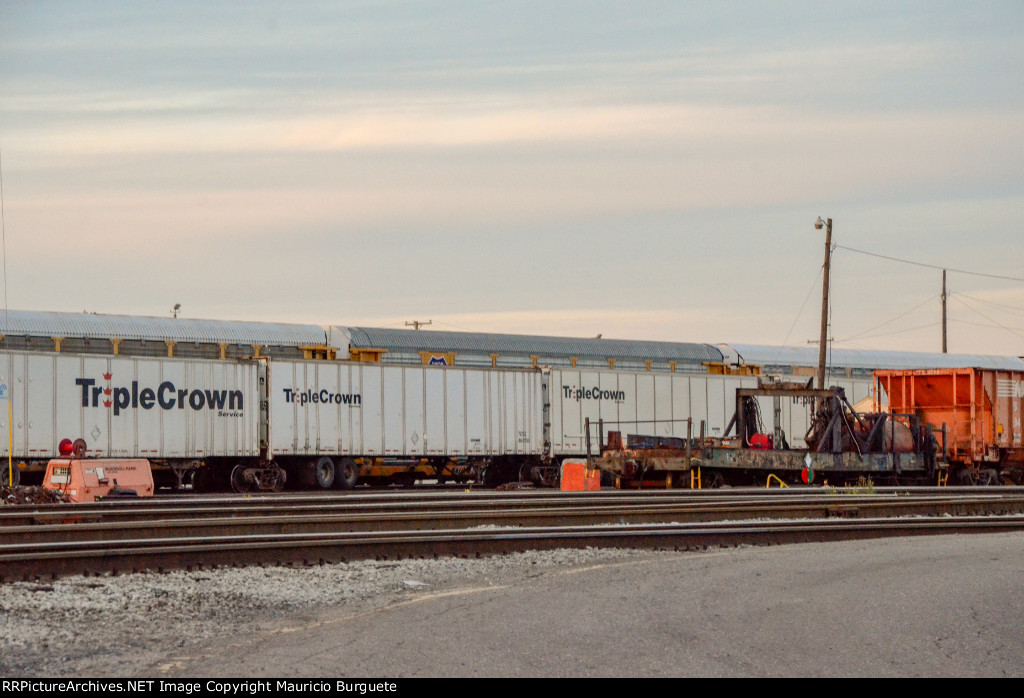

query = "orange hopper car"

[{"left": 875, "top": 368, "right": 1024, "bottom": 485}]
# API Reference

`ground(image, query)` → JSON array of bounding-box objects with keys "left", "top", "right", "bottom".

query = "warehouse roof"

[
  {"left": 2, "top": 309, "right": 1019, "bottom": 372},
  {"left": 0, "top": 310, "right": 326, "bottom": 346},
  {"left": 729, "top": 343, "right": 1024, "bottom": 372},
  {"left": 344, "top": 327, "right": 724, "bottom": 364}
]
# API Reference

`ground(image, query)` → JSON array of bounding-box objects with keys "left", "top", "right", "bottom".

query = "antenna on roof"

[
  {"left": 172, "top": 303, "right": 181, "bottom": 319},
  {"left": 405, "top": 320, "right": 431, "bottom": 330}
]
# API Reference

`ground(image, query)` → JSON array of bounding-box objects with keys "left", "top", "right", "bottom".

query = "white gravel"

[{"left": 0, "top": 547, "right": 651, "bottom": 677}]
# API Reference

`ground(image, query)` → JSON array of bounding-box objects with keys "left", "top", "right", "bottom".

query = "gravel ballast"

[{"left": 0, "top": 547, "right": 651, "bottom": 677}]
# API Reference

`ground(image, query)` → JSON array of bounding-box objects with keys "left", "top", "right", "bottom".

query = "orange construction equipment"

[
  {"left": 43, "top": 457, "right": 155, "bottom": 503},
  {"left": 875, "top": 368, "right": 1024, "bottom": 484},
  {"left": 559, "top": 459, "right": 602, "bottom": 491}
]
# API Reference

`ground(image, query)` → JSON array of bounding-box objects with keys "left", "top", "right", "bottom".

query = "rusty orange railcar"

[{"left": 874, "top": 368, "right": 1024, "bottom": 485}]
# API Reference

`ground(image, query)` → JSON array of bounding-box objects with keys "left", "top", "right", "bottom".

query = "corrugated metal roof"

[
  {"left": 345, "top": 327, "right": 723, "bottom": 364},
  {"left": 0, "top": 310, "right": 327, "bottom": 346},
  {"left": 728, "top": 343, "right": 1024, "bottom": 372}
]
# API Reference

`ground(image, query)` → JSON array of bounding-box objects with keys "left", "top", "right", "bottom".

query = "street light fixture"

[{"left": 815, "top": 217, "right": 832, "bottom": 392}]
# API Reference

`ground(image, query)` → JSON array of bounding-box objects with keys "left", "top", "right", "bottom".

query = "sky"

[{"left": 0, "top": 1, "right": 1022, "bottom": 356}]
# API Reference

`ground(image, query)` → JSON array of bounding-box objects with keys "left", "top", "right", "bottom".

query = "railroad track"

[{"left": 3, "top": 488, "right": 1024, "bottom": 581}]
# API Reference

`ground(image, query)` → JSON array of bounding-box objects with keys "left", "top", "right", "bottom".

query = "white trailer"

[
  {"left": 263, "top": 360, "right": 546, "bottom": 489},
  {"left": 0, "top": 351, "right": 261, "bottom": 487},
  {"left": 0, "top": 350, "right": 548, "bottom": 492},
  {"left": 0, "top": 349, "right": 875, "bottom": 492}
]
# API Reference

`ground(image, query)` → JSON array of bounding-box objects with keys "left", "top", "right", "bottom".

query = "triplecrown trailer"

[
  {"left": 0, "top": 350, "right": 546, "bottom": 492},
  {"left": 0, "top": 350, "right": 260, "bottom": 488}
]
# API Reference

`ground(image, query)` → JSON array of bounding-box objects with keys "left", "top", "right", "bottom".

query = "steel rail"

[
  {"left": 5, "top": 487, "right": 1024, "bottom": 527},
  {"left": 3, "top": 494, "right": 1024, "bottom": 545},
  {"left": 3, "top": 515, "right": 1023, "bottom": 582}
]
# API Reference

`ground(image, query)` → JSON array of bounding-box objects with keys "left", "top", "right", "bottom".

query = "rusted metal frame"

[
  {"left": 686, "top": 419, "right": 692, "bottom": 467},
  {"left": 970, "top": 368, "right": 978, "bottom": 462},
  {"left": 704, "top": 448, "right": 926, "bottom": 474}
]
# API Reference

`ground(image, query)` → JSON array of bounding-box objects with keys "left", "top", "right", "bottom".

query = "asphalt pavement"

[{"left": 158, "top": 532, "right": 1024, "bottom": 678}]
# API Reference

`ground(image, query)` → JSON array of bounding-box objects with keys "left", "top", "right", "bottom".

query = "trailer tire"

[
  {"left": 334, "top": 458, "right": 358, "bottom": 489},
  {"left": 191, "top": 467, "right": 211, "bottom": 493},
  {"left": 482, "top": 462, "right": 503, "bottom": 488},
  {"left": 309, "top": 457, "right": 336, "bottom": 489}
]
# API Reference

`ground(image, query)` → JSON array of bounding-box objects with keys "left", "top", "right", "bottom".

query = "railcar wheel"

[
  {"left": 705, "top": 471, "right": 725, "bottom": 489},
  {"left": 333, "top": 457, "right": 358, "bottom": 489},
  {"left": 230, "top": 464, "right": 252, "bottom": 493},
  {"left": 979, "top": 468, "right": 1000, "bottom": 486},
  {"left": 957, "top": 468, "right": 976, "bottom": 486},
  {"left": 270, "top": 468, "right": 287, "bottom": 492}
]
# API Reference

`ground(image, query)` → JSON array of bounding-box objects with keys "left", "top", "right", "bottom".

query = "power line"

[
  {"left": 773, "top": 264, "right": 823, "bottom": 358},
  {"left": 951, "top": 291, "right": 1024, "bottom": 317},
  {"left": 950, "top": 295, "right": 1024, "bottom": 342},
  {"left": 835, "top": 244, "right": 1024, "bottom": 282},
  {"left": 834, "top": 293, "right": 939, "bottom": 344},
  {"left": 832, "top": 321, "right": 941, "bottom": 344},
  {"left": 951, "top": 318, "right": 1024, "bottom": 332}
]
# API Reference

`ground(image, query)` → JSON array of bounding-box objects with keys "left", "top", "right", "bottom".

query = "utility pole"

[
  {"left": 941, "top": 269, "right": 947, "bottom": 353},
  {"left": 814, "top": 217, "right": 832, "bottom": 391},
  {"left": 405, "top": 320, "right": 432, "bottom": 330}
]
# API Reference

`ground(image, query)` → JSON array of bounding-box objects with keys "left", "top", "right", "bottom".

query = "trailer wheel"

[
  {"left": 191, "top": 467, "right": 210, "bottom": 493},
  {"left": 333, "top": 458, "right": 358, "bottom": 489},
  {"left": 481, "top": 462, "right": 503, "bottom": 488},
  {"left": 308, "top": 457, "right": 336, "bottom": 489}
]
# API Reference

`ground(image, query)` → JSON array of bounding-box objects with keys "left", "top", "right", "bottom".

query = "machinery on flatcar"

[{"left": 590, "top": 380, "right": 940, "bottom": 488}]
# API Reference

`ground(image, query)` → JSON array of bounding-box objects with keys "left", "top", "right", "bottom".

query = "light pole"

[{"left": 814, "top": 217, "right": 832, "bottom": 392}]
